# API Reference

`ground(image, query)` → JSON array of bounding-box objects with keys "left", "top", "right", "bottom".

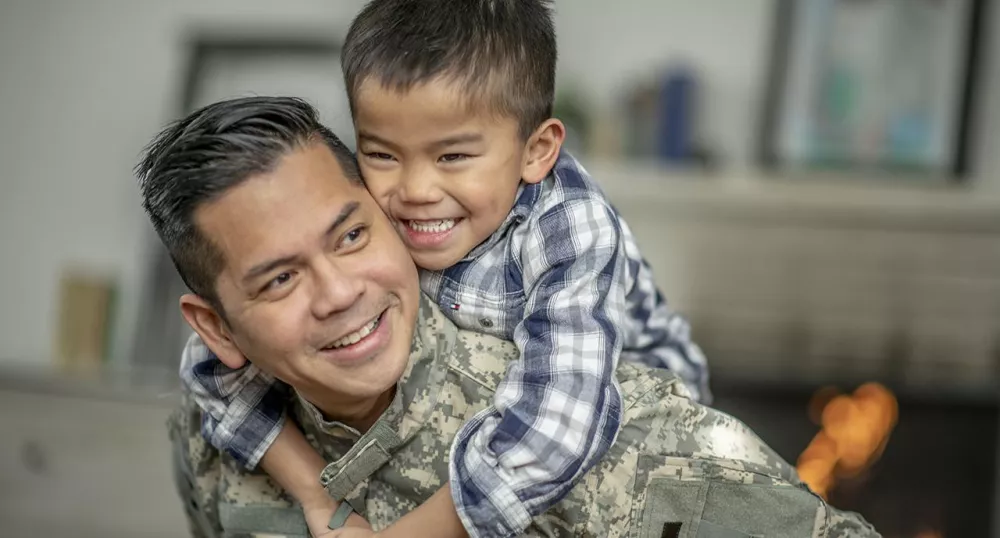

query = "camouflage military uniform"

[{"left": 169, "top": 296, "right": 880, "bottom": 538}]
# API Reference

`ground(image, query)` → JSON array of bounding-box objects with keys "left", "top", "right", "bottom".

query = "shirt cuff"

[
  {"left": 448, "top": 411, "right": 533, "bottom": 538},
  {"left": 241, "top": 412, "right": 285, "bottom": 470},
  {"left": 212, "top": 410, "right": 286, "bottom": 471}
]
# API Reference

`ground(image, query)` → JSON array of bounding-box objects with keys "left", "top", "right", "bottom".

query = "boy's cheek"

[{"left": 360, "top": 181, "right": 395, "bottom": 213}]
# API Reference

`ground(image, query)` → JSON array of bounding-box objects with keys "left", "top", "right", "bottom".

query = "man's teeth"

[
  {"left": 327, "top": 316, "right": 380, "bottom": 349},
  {"left": 407, "top": 219, "right": 456, "bottom": 233}
]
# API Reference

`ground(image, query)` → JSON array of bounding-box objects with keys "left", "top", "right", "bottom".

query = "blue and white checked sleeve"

[
  {"left": 179, "top": 332, "right": 288, "bottom": 469},
  {"left": 448, "top": 199, "right": 627, "bottom": 537},
  {"left": 631, "top": 286, "right": 713, "bottom": 404}
]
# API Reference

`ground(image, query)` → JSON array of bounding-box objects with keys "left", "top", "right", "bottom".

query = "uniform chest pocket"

[
  {"left": 447, "top": 285, "right": 525, "bottom": 339},
  {"left": 219, "top": 504, "right": 309, "bottom": 537},
  {"left": 629, "top": 455, "right": 826, "bottom": 538}
]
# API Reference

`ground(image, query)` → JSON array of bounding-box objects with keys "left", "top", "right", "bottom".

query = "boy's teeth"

[
  {"left": 327, "top": 316, "right": 380, "bottom": 349},
  {"left": 407, "top": 219, "right": 456, "bottom": 233}
]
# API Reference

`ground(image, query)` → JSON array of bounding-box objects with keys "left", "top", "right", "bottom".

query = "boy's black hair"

[
  {"left": 342, "top": 0, "right": 557, "bottom": 139},
  {"left": 135, "top": 96, "right": 361, "bottom": 316}
]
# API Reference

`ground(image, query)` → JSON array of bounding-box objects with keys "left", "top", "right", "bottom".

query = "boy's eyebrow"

[
  {"left": 358, "top": 131, "right": 484, "bottom": 150},
  {"left": 429, "top": 133, "right": 483, "bottom": 150},
  {"left": 241, "top": 201, "right": 360, "bottom": 285},
  {"left": 357, "top": 131, "right": 396, "bottom": 148}
]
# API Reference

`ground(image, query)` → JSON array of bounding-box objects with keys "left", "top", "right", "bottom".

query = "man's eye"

[
  {"left": 264, "top": 272, "right": 292, "bottom": 291},
  {"left": 439, "top": 153, "right": 469, "bottom": 163},
  {"left": 340, "top": 226, "right": 368, "bottom": 249}
]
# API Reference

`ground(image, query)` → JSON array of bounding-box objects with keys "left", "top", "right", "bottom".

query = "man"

[{"left": 138, "top": 96, "right": 881, "bottom": 537}]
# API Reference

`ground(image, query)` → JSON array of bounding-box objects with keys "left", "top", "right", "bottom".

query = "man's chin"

[{"left": 284, "top": 300, "right": 415, "bottom": 421}]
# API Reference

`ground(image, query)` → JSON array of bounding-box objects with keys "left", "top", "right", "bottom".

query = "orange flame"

[{"left": 796, "top": 382, "right": 898, "bottom": 499}]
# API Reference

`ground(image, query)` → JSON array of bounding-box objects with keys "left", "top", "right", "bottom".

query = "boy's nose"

[{"left": 398, "top": 171, "right": 444, "bottom": 204}]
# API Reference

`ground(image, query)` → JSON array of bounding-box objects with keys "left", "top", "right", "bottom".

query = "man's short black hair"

[
  {"left": 135, "top": 96, "right": 361, "bottom": 315},
  {"left": 342, "top": 0, "right": 557, "bottom": 139}
]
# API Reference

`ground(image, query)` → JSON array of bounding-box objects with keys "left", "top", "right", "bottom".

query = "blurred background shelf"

[
  {"left": 0, "top": 382, "right": 185, "bottom": 537},
  {"left": 586, "top": 158, "right": 1000, "bottom": 227}
]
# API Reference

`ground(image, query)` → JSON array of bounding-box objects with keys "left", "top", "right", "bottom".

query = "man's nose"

[
  {"left": 397, "top": 166, "right": 444, "bottom": 205},
  {"left": 310, "top": 259, "right": 365, "bottom": 319}
]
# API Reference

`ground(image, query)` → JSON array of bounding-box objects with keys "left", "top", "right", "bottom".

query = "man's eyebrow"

[
  {"left": 241, "top": 201, "right": 360, "bottom": 285},
  {"left": 242, "top": 254, "right": 299, "bottom": 286},
  {"left": 324, "top": 201, "right": 360, "bottom": 236}
]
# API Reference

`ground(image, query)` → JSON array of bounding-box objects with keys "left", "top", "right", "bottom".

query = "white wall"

[
  {"left": 0, "top": 0, "right": 370, "bottom": 367},
  {"left": 1, "top": 0, "right": 997, "bottom": 368}
]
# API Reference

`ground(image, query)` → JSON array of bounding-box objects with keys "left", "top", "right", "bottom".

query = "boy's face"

[{"left": 352, "top": 78, "right": 535, "bottom": 271}]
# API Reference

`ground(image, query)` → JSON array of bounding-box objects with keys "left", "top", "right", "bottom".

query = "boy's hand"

[
  {"left": 303, "top": 499, "right": 338, "bottom": 537},
  {"left": 334, "top": 485, "right": 467, "bottom": 538},
  {"left": 303, "top": 500, "right": 372, "bottom": 537},
  {"left": 261, "top": 424, "right": 373, "bottom": 536},
  {"left": 328, "top": 529, "right": 379, "bottom": 538}
]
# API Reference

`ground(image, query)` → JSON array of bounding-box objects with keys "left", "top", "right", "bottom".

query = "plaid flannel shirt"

[{"left": 178, "top": 150, "right": 711, "bottom": 537}]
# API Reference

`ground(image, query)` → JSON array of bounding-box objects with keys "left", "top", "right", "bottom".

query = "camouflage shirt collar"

[{"left": 295, "top": 294, "right": 456, "bottom": 445}]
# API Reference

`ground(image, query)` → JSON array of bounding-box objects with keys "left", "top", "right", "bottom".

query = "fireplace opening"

[
  {"left": 713, "top": 379, "right": 999, "bottom": 537},
  {"left": 796, "top": 383, "right": 899, "bottom": 500}
]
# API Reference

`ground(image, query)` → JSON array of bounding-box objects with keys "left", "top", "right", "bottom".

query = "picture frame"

[{"left": 758, "top": 0, "right": 987, "bottom": 180}]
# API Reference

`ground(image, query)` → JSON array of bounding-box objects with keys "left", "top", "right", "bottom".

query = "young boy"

[{"left": 180, "top": 0, "right": 711, "bottom": 536}]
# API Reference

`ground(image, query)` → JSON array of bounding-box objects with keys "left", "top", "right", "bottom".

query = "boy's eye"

[
  {"left": 439, "top": 153, "right": 469, "bottom": 163},
  {"left": 365, "top": 152, "right": 395, "bottom": 161}
]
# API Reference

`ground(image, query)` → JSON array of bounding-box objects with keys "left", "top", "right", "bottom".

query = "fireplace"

[
  {"left": 585, "top": 143, "right": 1000, "bottom": 536},
  {"left": 712, "top": 378, "right": 999, "bottom": 538}
]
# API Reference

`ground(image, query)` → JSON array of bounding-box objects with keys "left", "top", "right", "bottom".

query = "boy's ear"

[
  {"left": 179, "top": 293, "right": 247, "bottom": 370},
  {"left": 521, "top": 118, "right": 565, "bottom": 185}
]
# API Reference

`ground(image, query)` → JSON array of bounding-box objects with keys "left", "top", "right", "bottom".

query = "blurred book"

[
  {"left": 621, "top": 63, "right": 716, "bottom": 170},
  {"left": 55, "top": 270, "right": 116, "bottom": 374}
]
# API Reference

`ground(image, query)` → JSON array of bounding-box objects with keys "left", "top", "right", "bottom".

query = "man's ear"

[
  {"left": 521, "top": 118, "right": 566, "bottom": 185},
  {"left": 179, "top": 293, "right": 247, "bottom": 370}
]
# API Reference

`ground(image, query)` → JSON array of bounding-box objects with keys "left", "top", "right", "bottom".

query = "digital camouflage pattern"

[{"left": 169, "top": 295, "right": 881, "bottom": 538}]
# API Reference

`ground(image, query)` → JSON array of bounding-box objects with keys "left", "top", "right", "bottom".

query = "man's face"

[
  {"left": 353, "top": 77, "right": 530, "bottom": 271},
  {"left": 195, "top": 142, "right": 420, "bottom": 413}
]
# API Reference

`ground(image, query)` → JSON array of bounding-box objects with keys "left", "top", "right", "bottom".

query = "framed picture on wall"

[
  {"left": 180, "top": 34, "right": 353, "bottom": 146},
  {"left": 132, "top": 33, "right": 350, "bottom": 371},
  {"left": 758, "top": 0, "right": 987, "bottom": 179}
]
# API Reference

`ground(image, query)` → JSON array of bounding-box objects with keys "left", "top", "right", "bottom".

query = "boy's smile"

[
  {"left": 352, "top": 77, "right": 540, "bottom": 270},
  {"left": 400, "top": 217, "right": 463, "bottom": 249}
]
